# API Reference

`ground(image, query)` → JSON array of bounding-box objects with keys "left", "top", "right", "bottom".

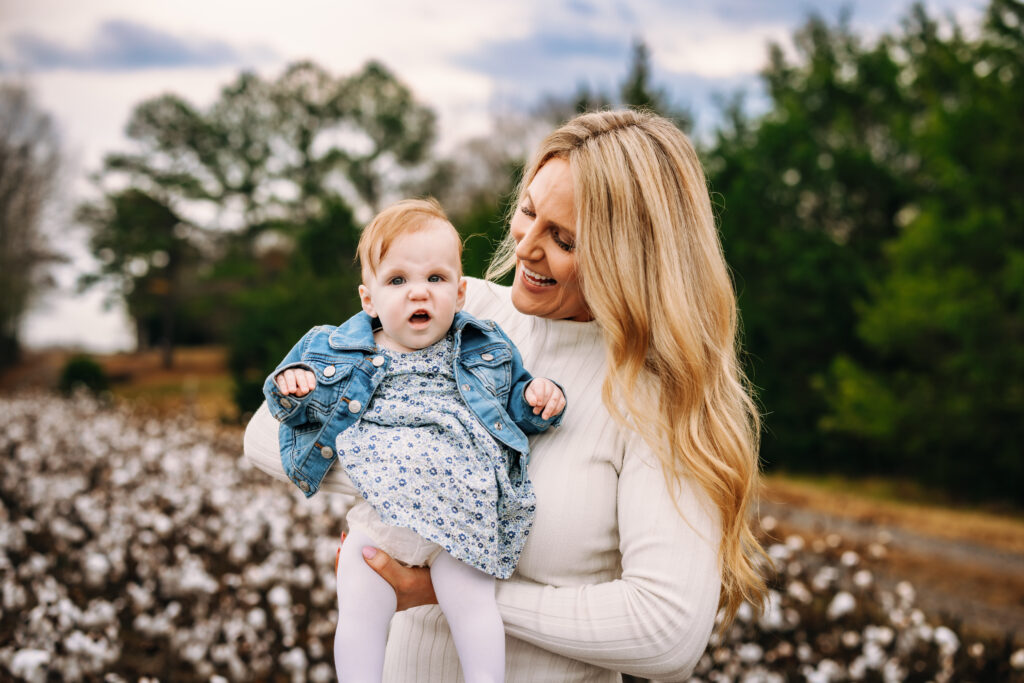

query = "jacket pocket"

[
  {"left": 461, "top": 344, "right": 512, "bottom": 395},
  {"left": 302, "top": 356, "right": 354, "bottom": 420}
]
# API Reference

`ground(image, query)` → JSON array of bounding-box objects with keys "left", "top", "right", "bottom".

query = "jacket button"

[
  {"left": 372, "top": 356, "right": 385, "bottom": 367},
  {"left": 494, "top": 422, "right": 503, "bottom": 430},
  {"left": 298, "top": 481, "right": 310, "bottom": 492},
  {"left": 320, "top": 446, "right": 333, "bottom": 459},
  {"left": 279, "top": 397, "right": 292, "bottom": 409},
  {"left": 348, "top": 400, "right": 362, "bottom": 413},
  {"left": 481, "top": 353, "right": 494, "bottom": 361},
  {"left": 461, "top": 384, "right": 470, "bottom": 391},
  {"left": 323, "top": 365, "right": 336, "bottom": 377}
]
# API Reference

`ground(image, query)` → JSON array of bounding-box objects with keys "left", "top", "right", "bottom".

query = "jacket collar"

[{"left": 327, "top": 310, "right": 492, "bottom": 351}]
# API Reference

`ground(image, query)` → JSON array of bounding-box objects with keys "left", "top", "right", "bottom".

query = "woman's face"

[{"left": 509, "top": 158, "right": 591, "bottom": 322}]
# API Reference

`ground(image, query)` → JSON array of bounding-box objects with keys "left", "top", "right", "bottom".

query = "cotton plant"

[{"left": 0, "top": 394, "right": 1021, "bottom": 682}]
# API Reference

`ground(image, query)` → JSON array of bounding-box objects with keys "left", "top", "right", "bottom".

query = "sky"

[{"left": 1, "top": 0, "right": 983, "bottom": 352}]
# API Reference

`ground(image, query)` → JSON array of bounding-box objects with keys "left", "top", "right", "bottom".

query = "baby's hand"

[
  {"left": 524, "top": 378, "right": 565, "bottom": 420},
  {"left": 275, "top": 368, "right": 317, "bottom": 397}
]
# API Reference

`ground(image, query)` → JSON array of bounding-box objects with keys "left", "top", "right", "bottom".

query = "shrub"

[{"left": 58, "top": 355, "right": 109, "bottom": 395}]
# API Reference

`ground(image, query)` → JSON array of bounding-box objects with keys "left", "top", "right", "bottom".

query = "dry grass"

[
  {"left": 762, "top": 474, "right": 1024, "bottom": 555},
  {"left": 0, "top": 346, "right": 238, "bottom": 422}
]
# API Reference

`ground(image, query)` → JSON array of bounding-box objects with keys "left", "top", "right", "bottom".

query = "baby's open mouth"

[{"left": 410, "top": 310, "right": 431, "bottom": 323}]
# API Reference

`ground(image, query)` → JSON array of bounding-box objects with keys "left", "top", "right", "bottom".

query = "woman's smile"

[{"left": 521, "top": 265, "right": 556, "bottom": 287}]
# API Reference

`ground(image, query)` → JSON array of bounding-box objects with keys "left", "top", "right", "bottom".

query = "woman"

[{"left": 245, "top": 109, "right": 766, "bottom": 682}]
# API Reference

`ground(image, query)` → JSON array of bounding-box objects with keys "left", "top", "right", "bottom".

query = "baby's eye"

[
  {"left": 389, "top": 276, "right": 406, "bottom": 286},
  {"left": 428, "top": 274, "right": 444, "bottom": 283}
]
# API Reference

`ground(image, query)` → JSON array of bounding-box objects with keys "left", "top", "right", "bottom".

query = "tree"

[
  {"left": 0, "top": 83, "right": 61, "bottom": 365},
  {"left": 77, "top": 189, "right": 199, "bottom": 369},
  {"left": 81, "top": 60, "right": 437, "bottom": 369},
  {"left": 823, "top": 0, "right": 1024, "bottom": 502},
  {"left": 705, "top": 12, "right": 911, "bottom": 474}
]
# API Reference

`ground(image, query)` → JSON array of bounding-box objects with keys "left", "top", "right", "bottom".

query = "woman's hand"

[{"left": 362, "top": 546, "right": 438, "bottom": 611}]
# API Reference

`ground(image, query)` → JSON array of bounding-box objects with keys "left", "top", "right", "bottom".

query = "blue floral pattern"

[{"left": 336, "top": 334, "right": 535, "bottom": 578}]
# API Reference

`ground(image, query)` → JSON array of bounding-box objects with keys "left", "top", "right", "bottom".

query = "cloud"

[
  {"left": 455, "top": 28, "right": 631, "bottom": 96},
  {"left": 4, "top": 19, "right": 275, "bottom": 71}
]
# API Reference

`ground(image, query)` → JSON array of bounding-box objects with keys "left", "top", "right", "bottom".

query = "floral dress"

[{"left": 336, "top": 334, "right": 536, "bottom": 579}]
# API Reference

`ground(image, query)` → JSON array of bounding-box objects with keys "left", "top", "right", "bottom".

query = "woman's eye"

[
  {"left": 551, "top": 229, "right": 575, "bottom": 252},
  {"left": 389, "top": 276, "right": 405, "bottom": 285},
  {"left": 519, "top": 204, "right": 536, "bottom": 218}
]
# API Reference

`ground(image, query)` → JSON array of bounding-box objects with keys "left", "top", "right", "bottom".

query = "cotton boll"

[
  {"left": 309, "top": 663, "right": 336, "bottom": 683},
  {"left": 826, "top": 591, "right": 856, "bottom": 620},
  {"left": 864, "top": 625, "right": 895, "bottom": 647},
  {"left": 933, "top": 626, "right": 959, "bottom": 656},
  {"left": 280, "top": 646, "right": 308, "bottom": 683},
  {"left": 247, "top": 607, "right": 268, "bottom": 630},
  {"left": 268, "top": 585, "right": 292, "bottom": 608},
  {"left": 882, "top": 659, "right": 904, "bottom": 682},
  {"left": 787, "top": 581, "right": 812, "bottom": 604},
  {"left": 9, "top": 649, "right": 49, "bottom": 683},
  {"left": 737, "top": 643, "right": 764, "bottom": 663},
  {"left": 853, "top": 569, "right": 873, "bottom": 589},
  {"left": 895, "top": 581, "right": 915, "bottom": 605},
  {"left": 83, "top": 553, "right": 111, "bottom": 588},
  {"left": 840, "top": 550, "right": 859, "bottom": 567},
  {"left": 812, "top": 566, "right": 838, "bottom": 591}
]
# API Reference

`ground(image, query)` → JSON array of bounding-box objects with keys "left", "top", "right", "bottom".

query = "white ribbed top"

[{"left": 244, "top": 277, "right": 722, "bottom": 682}]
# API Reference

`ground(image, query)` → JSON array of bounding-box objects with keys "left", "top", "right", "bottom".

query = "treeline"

[{"left": 11, "top": 0, "right": 1020, "bottom": 503}]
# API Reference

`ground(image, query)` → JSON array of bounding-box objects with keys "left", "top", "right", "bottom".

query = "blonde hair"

[
  {"left": 487, "top": 110, "right": 767, "bottom": 627},
  {"left": 357, "top": 197, "right": 462, "bottom": 278}
]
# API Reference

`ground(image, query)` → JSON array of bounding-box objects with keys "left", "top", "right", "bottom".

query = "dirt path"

[{"left": 759, "top": 479, "right": 1024, "bottom": 641}]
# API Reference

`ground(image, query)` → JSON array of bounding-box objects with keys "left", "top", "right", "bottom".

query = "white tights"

[{"left": 334, "top": 529, "right": 505, "bottom": 683}]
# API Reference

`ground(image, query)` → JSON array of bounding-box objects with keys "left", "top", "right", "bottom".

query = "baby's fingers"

[
  {"left": 294, "top": 369, "right": 316, "bottom": 396},
  {"left": 275, "top": 368, "right": 317, "bottom": 396},
  {"left": 541, "top": 391, "right": 566, "bottom": 420}
]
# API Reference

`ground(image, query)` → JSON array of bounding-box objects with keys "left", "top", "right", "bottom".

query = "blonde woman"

[{"left": 244, "top": 109, "right": 766, "bottom": 682}]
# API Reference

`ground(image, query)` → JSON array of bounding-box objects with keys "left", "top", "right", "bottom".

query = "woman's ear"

[
  {"left": 455, "top": 277, "right": 467, "bottom": 312},
  {"left": 359, "top": 284, "right": 378, "bottom": 318}
]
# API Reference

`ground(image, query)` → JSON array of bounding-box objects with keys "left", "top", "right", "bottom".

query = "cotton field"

[{"left": 1, "top": 394, "right": 1021, "bottom": 682}]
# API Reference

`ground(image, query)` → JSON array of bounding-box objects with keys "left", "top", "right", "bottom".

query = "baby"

[{"left": 263, "top": 198, "right": 566, "bottom": 682}]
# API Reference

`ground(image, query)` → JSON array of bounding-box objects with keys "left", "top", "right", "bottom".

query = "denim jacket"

[{"left": 264, "top": 310, "right": 564, "bottom": 498}]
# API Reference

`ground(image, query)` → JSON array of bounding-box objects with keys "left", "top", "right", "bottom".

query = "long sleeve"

[
  {"left": 495, "top": 436, "right": 721, "bottom": 681},
  {"left": 243, "top": 401, "right": 360, "bottom": 500}
]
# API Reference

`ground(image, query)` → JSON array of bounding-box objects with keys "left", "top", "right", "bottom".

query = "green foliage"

[
  {"left": 58, "top": 356, "right": 109, "bottom": 396},
  {"left": 228, "top": 198, "right": 363, "bottom": 415},
  {"left": 708, "top": 0, "right": 1024, "bottom": 502}
]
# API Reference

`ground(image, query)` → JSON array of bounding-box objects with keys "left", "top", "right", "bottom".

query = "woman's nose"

[{"left": 514, "top": 224, "right": 544, "bottom": 261}]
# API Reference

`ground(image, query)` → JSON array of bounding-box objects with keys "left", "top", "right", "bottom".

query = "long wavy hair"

[{"left": 487, "top": 109, "right": 767, "bottom": 626}]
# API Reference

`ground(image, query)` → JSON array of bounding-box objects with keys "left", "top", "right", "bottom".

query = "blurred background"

[{"left": 1, "top": 0, "right": 1022, "bottom": 680}]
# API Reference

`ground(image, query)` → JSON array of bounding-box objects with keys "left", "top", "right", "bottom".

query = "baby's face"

[{"left": 359, "top": 220, "right": 466, "bottom": 353}]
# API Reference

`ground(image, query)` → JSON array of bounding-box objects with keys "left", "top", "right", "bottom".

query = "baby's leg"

[
  {"left": 430, "top": 550, "right": 505, "bottom": 683},
  {"left": 334, "top": 528, "right": 397, "bottom": 682}
]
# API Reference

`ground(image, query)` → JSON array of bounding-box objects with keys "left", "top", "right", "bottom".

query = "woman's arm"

[{"left": 494, "top": 437, "right": 722, "bottom": 681}]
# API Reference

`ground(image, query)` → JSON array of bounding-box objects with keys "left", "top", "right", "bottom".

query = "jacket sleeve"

[
  {"left": 494, "top": 434, "right": 722, "bottom": 681},
  {"left": 499, "top": 328, "right": 565, "bottom": 434},
  {"left": 262, "top": 327, "right": 320, "bottom": 427}
]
